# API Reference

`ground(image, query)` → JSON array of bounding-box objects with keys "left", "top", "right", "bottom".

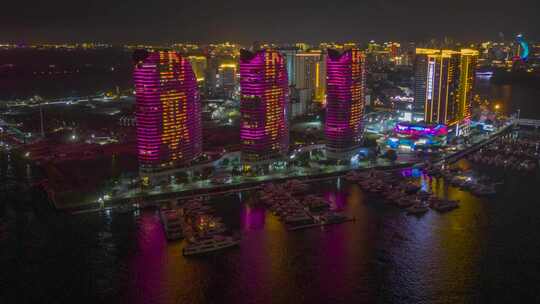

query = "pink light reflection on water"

[
  {"left": 127, "top": 212, "right": 169, "bottom": 304},
  {"left": 240, "top": 205, "right": 266, "bottom": 231},
  {"left": 324, "top": 190, "right": 348, "bottom": 211}
]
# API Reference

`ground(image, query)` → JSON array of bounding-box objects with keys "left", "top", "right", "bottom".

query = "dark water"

[
  {"left": 2, "top": 164, "right": 540, "bottom": 304},
  {"left": 475, "top": 77, "right": 540, "bottom": 119}
]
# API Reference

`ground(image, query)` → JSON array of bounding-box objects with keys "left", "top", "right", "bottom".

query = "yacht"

[
  {"left": 471, "top": 184, "right": 496, "bottom": 196},
  {"left": 284, "top": 212, "right": 313, "bottom": 225},
  {"left": 159, "top": 208, "right": 183, "bottom": 241},
  {"left": 397, "top": 196, "right": 416, "bottom": 208},
  {"left": 431, "top": 199, "right": 459, "bottom": 212},
  {"left": 407, "top": 202, "right": 429, "bottom": 215},
  {"left": 320, "top": 211, "right": 349, "bottom": 224},
  {"left": 183, "top": 235, "right": 239, "bottom": 256}
]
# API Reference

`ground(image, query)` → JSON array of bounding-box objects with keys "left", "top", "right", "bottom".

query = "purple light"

[
  {"left": 134, "top": 51, "right": 202, "bottom": 171},
  {"left": 239, "top": 49, "right": 289, "bottom": 162},
  {"left": 394, "top": 122, "right": 448, "bottom": 137},
  {"left": 325, "top": 49, "right": 366, "bottom": 153}
]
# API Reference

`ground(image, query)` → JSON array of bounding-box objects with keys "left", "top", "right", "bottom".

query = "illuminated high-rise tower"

[
  {"left": 186, "top": 55, "right": 207, "bottom": 83},
  {"left": 134, "top": 50, "right": 202, "bottom": 178},
  {"left": 239, "top": 49, "right": 289, "bottom": 163},
  {"left": 325, "top": 48, "right": 366, "bottom": 158},
  {"left": 414, "top": 48, "right": 478, "bottom": 134},
  {"left": 457, "top": 49, "right": 479, "bottom": 134}
]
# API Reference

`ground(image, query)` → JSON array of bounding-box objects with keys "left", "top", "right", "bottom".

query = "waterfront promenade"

[{"left": 62, "top": 121, "right": 518, "bottom": 213}]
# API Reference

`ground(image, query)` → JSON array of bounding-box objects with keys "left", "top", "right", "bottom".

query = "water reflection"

[{"left": 4, "top": 164, "right": 540, "bottom": 303}]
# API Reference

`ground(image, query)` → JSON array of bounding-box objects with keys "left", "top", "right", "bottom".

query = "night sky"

[{"left": 2, "top": 0, "right": 539, "bottom": 44}]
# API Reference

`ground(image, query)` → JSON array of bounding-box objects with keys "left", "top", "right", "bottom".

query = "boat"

[
  {"left": 303, "top": 196, "right": 330, "bottom": 212},
  {"left": 159, "top": 208, "right": 183, "bottom": 241},
  {"left": 407, "top": 202, "right": 429, "bottom": 215},
  {"left": 471, "top": 184, "right": 496, "bottom": 196},
  {"left": 182, "top": 235, "right": 239, "bottom": 256},
  {"left": 397, "top": 196, "right": 416, "bottom": 208},
  {"left": 320, "top": 211, "right": 349, "bottom": 224},
  {"left": 114, "top": 204, "right": 136, "bottom": 214},
  {"left": 431, "top": 199, "right": 459, "bottom": 212},
  {"left": 403, "top": 183, "right": 421, "bottom": 194},
  {"left": 284, "top": 212, "right": 313, "bottom": 225}
]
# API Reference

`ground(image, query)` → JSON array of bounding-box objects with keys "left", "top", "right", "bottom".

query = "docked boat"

[
  {"left": 431, "top": 199, "right": 459, "bottom": 212},
  {"left": 183, "top": 235, "right": 239, "bottom": 256},
  {"left": 471, "top": 184, "right": 496, "bottom": 196},
  {"left": 159, "top": 208, "right": 183, "bottom": 241},
  {"left": 397, "top": 196, "right": 416, "bottom": 208},
  {"left": 407, "top": 202, "right": 429, "bottom": 215},
  {"left": 303, "top": 196, "right": 330, "bottom": 212},
  {"left": 284, "top": 212, "right": 313, "bottom": 225},
  {"left": 320, "top": 211, "right": 349, "bottom": 224},
  {"left": 114, "top": 204, "right": 136, "bottom": 214},
  {"left": 403, "top": 183, "right": 421, "bottom": 194}
]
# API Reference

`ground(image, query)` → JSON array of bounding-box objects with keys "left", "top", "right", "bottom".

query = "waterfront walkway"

[{"left": 64, "top": 122, "right": 517, "bottom": 213}]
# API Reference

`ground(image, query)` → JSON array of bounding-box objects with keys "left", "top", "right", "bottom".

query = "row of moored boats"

[
  {"left": 259, "top": 180, "right": 351, "bottom": 230},
  {"left": 346, "top": 170, "right": 459, "bottom": 214},
  {"left": 159, "top": 198, "right": 240, "bottom": 257}
]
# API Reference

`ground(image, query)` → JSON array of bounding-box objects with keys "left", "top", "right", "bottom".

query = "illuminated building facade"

[
  {"left": 457, "top": 49, "right": 479, "bottom": 134},
  {"left": 414, "top": 48, "right": 478, "bottom": 135},
  {"left": 315, "top": 54, "right": 327, "bottom": 104},
  {"left": 134, "top": 51, "right": 202, "bottom": 176},
  {"left": 239, "top": 49, "right": 289, "bottom": 163},
  {"left": 387, "top": 122, "right": 448, "bottom": 150},
  {"left": 325, "top": 48, "right": 366, "bottom": 158},
  {"left": 186, "top": 55, "right": 207, "bottom": 83}
]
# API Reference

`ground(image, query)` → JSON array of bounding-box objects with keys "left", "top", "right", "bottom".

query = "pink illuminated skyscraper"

[
  {"left": 239, "top": 49, "right": 289, "bottom": 163},
  {"left": 134, "top": 50, "right": 202, "bottom": 176},
  {"left": 325, "top": 49, "right": 366, "bottom": 158}
]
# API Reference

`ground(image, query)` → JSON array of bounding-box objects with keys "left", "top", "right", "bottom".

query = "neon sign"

[{"left": 427, "top": 60, "right": 435, "bottom": 101}]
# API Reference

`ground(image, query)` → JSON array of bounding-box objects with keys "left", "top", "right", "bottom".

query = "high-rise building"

[
  {"left": 186, "top": 55, "right": 207, "bottom": 83},
  {"left": 290, "top": 52, "right": 321, "bottom": 117},
  {"left": 218, "top": 63, "right": 237, "bottom": 97},
  {"left": 413, "top": 48, "right": 478, "bottom": 134},
  {"left": 412, "top": 49, "right": 436, "bottom": 121},
  {"left": 134, "top": 50, "right": 202, "bottom": 179},
  {"left": 278, "top": 47, "right": 298, "bottom": 87},
  {"left": 278, "top": 48, "right": 326, "bottom": 117},
  {"left": 314, "top": 52, "right": 327, "bottom": 104},
  {"left": 457, "top": 49, "right": 478, "bottom": 134},
  {"left": 325, "top": 49, "right": 366, "bottom": 158},
  {"left": 295, "top": 52, "right": 320, "bottom": 90},
  {"left": 239, "top": 49, "right": 289, "bottom": 163}
]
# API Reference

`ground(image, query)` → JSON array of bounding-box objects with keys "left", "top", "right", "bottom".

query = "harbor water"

[{"left": 2, "top": 162, "right": 540, "bottom": 303}]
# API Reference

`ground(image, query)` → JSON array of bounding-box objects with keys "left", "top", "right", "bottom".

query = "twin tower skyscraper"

[{"left": 134, "top": 48, "right": 366, "bottom": 180}]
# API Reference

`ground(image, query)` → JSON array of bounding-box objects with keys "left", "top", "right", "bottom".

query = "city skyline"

[{"left": 2, "top": 0, "right": 539, "bottom": 44}]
